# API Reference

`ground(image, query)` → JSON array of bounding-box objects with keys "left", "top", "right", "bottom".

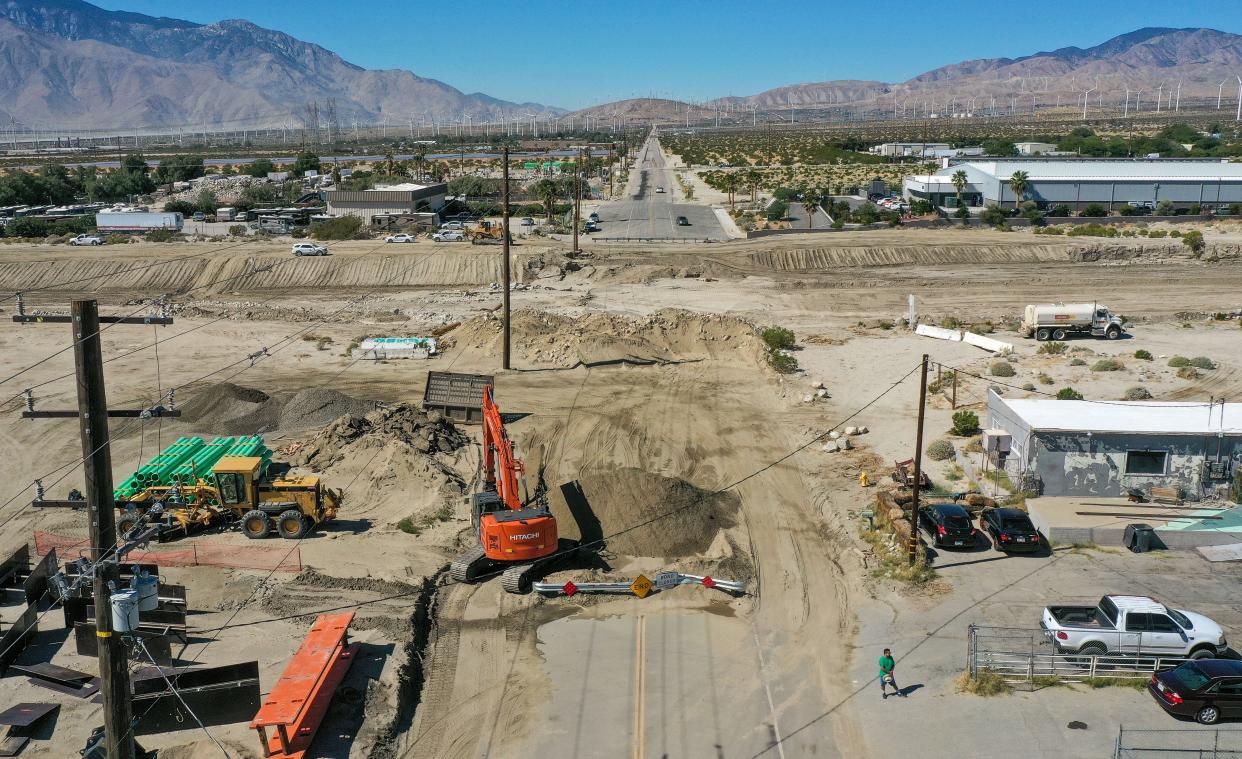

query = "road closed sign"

[{"left": 630, "top": 574, "right": 654, "bottom": 598}]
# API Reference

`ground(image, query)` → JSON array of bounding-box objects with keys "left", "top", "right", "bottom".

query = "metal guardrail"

[
  {"left": 533, "top": 571, "right": 745, "bottom": 597},
  {"left": 590, "top": 237, "right": 719, "bottom": 243},
  {"left": 968, "top": 624, "right": 1193, "bottom": 686},
  {"left": 1115, "top": 726, "right": 1242, "bottom": 758}
]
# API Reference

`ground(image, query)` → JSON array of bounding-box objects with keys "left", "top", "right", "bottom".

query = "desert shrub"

[
  {"left": 1022, "top": 382, "right": 1036, "bottom": 391},
  {"left": 1189, "top": 356, "right": 1216, "bottom": 370},
  {"left": 990, "top": 361, "right": 1016, "bottom": 377},
  {"left": 228, "top": 224, "right": 248, "bottom": 236},
  {"left": 105, "top": 233, "right": 131, "bottom": 244},
  {"left": 1177, "top": 367, "right": 1200, "bottom": 380},
  {"left": 1123, "top": 386, "right": 1153, "bottom": 400},
  {"left": 1134, "top": 349, "right": 1152, "bottom": 360},
  {"left": 1037, "top": 372, "right": 1054, "bottom": 385},
  {"left": 927, "top": 439, "right": 956, "bottom": 461},
  {"left": 767, "top": 350, "right": 799, "bottom": 374},
  {"left": 1069, "top": 358, "right": 1086, "bottom": 366},
  {"left": 1038, "top": 341, "right": 1068, "bottom": 355},
  {"left": 951, "top": 410, "right": 980, "bottom": 436},
  {"left": 1182, "top": 230, "right": 1205, "bottom": 254},
  {"left": 1079, "top": 203, "right": 1108, "bottom": 218},
  {"left": 940, "top": 316, "right": 962, "bottom": 329},
  {"left": 1056, "top": 387, "right": 1084, "bottom": 400},
  {"left": 1091, "top": 358, "right": 1123, "bottom": 372},
  {"left": 760, "top": 326, "right": 796, "bottom": 351},
  {"left": 1148, "top": 229, "right": 1168, "bottom": 238},
  {"left": 1170, "top": 230, "right": 1182, "bottom": 238},
  {"left": 310, "top": 216, "right": 364, "bottom": 240},
  {"left": 980, "top": 205, "right": 1009, "bottom": 226},
  {"left": 145, "top": 228, "right": 174, "bottom": 243},
  {"left": 1167, "top": 355, "right": 1191, "bottom": 367}
]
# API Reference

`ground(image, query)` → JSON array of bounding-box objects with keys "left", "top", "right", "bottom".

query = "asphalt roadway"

[{"left": 589, "top": 136, "right": 728, "bottom": 241}]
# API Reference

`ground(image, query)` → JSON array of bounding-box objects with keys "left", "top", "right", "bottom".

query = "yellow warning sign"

[{"left": 630, "top": 573, "right": 654, "bottom": 599}]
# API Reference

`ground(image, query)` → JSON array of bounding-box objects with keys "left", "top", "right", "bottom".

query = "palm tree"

[
  {"left": 1009, "top": 170, "right": 1029, "bottom": 210},
  {"left": 951, "top": 169, "right": 968, "bottom": 209},
  {"left": 803, "top": 187, "right": 822, "bottom": 228},
  {"left": 531, "top": 178, "right": 560, "bottom": 222},
  {"left": 746, "top": 169, "right": 762, "bottom": 204}
]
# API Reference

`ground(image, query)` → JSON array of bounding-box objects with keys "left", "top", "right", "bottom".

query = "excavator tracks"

[
  {"left": 500, "top": 563, "right": 535, "bottom": 594},
  {"left": 449, "top": 544, "right": 489, "bottom": 583}
]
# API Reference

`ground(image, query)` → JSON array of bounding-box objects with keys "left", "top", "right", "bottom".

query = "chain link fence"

[{"left": 1115, "top": 726, "right": 1242, "bottom": 758}]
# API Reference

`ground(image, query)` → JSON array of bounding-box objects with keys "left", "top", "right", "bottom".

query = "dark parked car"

[
  {"left": 1149, "top": 659, "right": 1242, "bottom": 725},
  {"left": 919, "top": 503, "right": 976, "bottom": 548},
  {"left": 676, "top": 216, "right": 690, "bottom": 226},
  {"left": 979, "top": 507, "right": 1042, "bottom": 553}
]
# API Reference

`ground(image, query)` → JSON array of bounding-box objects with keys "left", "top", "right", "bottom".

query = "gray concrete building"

[
  {"left": 903, "top": 158, "right": 1242, "bottom": 211},
  {"left": 987, "top": 393, "right": 1241, "bottom": 499},
  {"left": 325, "top": 182, "right": 447, "bottom": 222}
]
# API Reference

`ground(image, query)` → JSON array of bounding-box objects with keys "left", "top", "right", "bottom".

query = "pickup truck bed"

[{"left": 1045, "top": 605, "right": 1115, "bottom": 630}]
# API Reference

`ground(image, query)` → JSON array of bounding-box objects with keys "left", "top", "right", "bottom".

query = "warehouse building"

[
  {"left": 986, "top": 393, "right": 1241, "bottom": 499},
  {"left": 325, "top": 182, "right": 447, "bottom": 222},
  {"left": 903, "top": 158, "right": 1242, "bottom": 211}
]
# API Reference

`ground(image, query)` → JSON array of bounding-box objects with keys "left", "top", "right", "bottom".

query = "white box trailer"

[
  {"left": 1021, "top": 303, "right": 1125, "bottom": 341},
  {"left": 95, "top": 212, "right": 184, "bottom": 233}
]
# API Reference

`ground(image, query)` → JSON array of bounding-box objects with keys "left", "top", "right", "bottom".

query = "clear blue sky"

[{"left": 95, "top": 0, "right": 1242, "bottom": 110}]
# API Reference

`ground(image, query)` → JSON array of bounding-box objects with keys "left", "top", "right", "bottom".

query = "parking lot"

[{"left": 848, "top": 539, "right": 1242, "bottom": 757}]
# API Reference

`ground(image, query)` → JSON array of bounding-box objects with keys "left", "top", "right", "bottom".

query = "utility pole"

[
  {"left": 75, "top": 299, "right": 135, "bottom": 759},
  {"left": 906, "top": 354, "right": 930, "bottom": 565},
  {"left": 501, "top": 146, "right": 511, "bottom": 371},
  {"left": 572, "top": 147, "right": 583, "bottom": 254}
]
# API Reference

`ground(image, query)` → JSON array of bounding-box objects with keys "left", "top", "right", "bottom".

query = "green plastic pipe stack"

[
  {"left": 223, "top": 435, "right": 273, "bottom": 477},
  {"left": 114, "top": 436, "right": 204, "bottom": 500},
  {"left": 170, "top": 436, "right": 235, "bottom": 481}
]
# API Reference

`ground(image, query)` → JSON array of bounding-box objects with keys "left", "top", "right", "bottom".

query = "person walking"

[{"left": 879, "top": 648, "right": 903, "bottom": 699}]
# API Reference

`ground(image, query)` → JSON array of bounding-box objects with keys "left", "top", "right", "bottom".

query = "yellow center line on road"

[{"left": 633, "top": 613, "right": 646, "bottom": 759}]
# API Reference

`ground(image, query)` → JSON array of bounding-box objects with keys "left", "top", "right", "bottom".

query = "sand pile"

[
  {"left": 550, "top": 467, "right": 739, "bottom": 558},
  {"left": 177, "top": 384, "right": 377, "bottom": 435},
  {"left": 447, "top": 308, "right": 766, "bottom": 368},
  {"left": 177, "top": 382, "right": 281, "bottom": 434}
]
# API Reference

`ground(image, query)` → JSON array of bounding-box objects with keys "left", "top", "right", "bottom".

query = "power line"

[{"left": 134, "top": 639, "right": 231, "bottom": 759}]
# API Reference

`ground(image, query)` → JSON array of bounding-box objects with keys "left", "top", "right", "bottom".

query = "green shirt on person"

[{"left": 879, "top": 655, "right": 895, "bottom": 676}]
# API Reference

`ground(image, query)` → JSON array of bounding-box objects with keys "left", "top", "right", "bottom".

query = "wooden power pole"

[
  {"left": 501, "top": 146, "right": 511, "bottom": 371},
  {"left": 907, "top": 353, "right": 930, "bottom": 565},
  {"left": 572, "top": 148, "right": 582, "bottom": 254},
  {"left": 74, "top": 299, "right": 135, "bottom": 759}
]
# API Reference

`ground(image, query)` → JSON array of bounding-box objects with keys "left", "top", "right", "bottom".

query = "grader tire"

[
  {"left": 241, "top": 509, "right": 271, "bottom": 539},
  {"left": 116, "top": 514, "right": 140, "bottom": 538},
  {"left": 277, "top": 509, "right": 308, "bottom": 539}
]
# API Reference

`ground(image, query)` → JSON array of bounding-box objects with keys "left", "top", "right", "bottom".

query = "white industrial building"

[
  {"left": 903, "top": 157, "right": 1242, "bottom": 211},
  {"left": 871, "top": 142, "right": 982, "bottom": 159},
  {"left": 1015, "top": 142, "right": 1058, "bottom": 156},
  {"left": 325, "top": 182, "right": 448, "bottom": 222}
]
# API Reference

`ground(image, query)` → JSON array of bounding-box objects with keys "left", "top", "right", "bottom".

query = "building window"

[{"left": 1125, "top": 450, "right": 1167, "bottom": 475}]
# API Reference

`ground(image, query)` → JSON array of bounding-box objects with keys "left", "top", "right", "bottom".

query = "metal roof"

[
  {"left": 993, "top": 396, "right": 1242, "bottom": 435},
  {"left": 942, "top": 159, "right": 1242, "bottom": 181}
]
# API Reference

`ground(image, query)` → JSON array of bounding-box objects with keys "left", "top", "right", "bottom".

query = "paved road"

[
  {"left": 588, "top": 135, "right": 727, "bottom": 241},
  {"left": 788, "top": 202, "right": 832, "bottom": 229}
]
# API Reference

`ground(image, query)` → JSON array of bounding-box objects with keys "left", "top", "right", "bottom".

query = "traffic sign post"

[{"left": 629, "top": 574, "right": 653, "bottom": 599}]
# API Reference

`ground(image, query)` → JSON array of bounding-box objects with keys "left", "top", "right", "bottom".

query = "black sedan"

[
  {"left": 918, "top": 503, "right": 977, "bottom": 548},
  {"left": 676, "top": 216, "right": 690, "bottom": 226},
  {"left": 979, "top": 507, "right": 1043, "bottom": 553},
  {"left": 1149, "top": 659, "right": 1242, "bottom": 724}
]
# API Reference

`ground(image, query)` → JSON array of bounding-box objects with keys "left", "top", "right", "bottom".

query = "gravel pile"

[
  {"left": 278, "top": 388, "right": 377, "bottom": 431},
  {"left": 177, "top": 383, "right": 282, "bottom": 434}
]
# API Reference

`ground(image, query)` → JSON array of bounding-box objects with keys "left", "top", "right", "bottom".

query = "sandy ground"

[{"left": 0, "top": 220, "right": 1239, "bottom": 757}]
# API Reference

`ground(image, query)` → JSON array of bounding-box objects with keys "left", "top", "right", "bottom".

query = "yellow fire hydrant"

[{"left": 859, "top": 471, "right": 870, "bottom": 488}]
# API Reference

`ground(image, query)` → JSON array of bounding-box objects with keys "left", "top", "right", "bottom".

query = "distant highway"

[{"left": 588, "top": 135, "right": 727, "bottom": 241}]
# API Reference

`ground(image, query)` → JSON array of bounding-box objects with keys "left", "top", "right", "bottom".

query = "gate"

[{"left": 968, "top": 625, "right": 1193, "bottom": 687}]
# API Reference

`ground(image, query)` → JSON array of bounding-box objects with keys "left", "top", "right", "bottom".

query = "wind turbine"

[
  {"left": 1155, "top": 81, "right": 1165, "bottom": 113},
  {"left": 1082, "top": 85, "right": 1096, "bottom": 120},
  {"left": 1124, "top": 87, "right": 1130, "bottom": 117},
  {"left": 1174, "top": 81, "right": 1181, "bottom": 112},
  {"left": 1236, "top": 75, "right": 1242, "bottom": 122},
  {"left": 1219, "top": 79, "right": 1228, "bottom": 110}
]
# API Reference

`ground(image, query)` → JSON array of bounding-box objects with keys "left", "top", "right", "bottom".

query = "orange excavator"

[{"left": 449, "top": 385, "right": 560, "bottom": 593}]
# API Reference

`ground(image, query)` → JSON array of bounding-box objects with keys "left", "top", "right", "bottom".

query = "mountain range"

[
  {"left": 0, "top": 0, "right": 562, "bottom": 131},
  {"left": 3, "top": 3, "right": 1242, "bottom": 131}
]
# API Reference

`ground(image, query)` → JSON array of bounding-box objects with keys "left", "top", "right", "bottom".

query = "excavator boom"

[{"left": 482, "top": 385, "right": 524, "bottom": 510}]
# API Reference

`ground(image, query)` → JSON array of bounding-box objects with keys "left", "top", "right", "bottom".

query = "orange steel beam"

[{"left": 250, "top": 612, "right": 357, "bottom": 759}]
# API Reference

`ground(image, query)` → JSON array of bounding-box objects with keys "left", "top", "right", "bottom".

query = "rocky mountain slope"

[{"left": 0, "top": 0, "right": 561, "bottom": 130}]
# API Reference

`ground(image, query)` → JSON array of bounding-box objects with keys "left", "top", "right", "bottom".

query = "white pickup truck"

[
  {"left": 1041, "top": 595, "right": 1228, "bottom": 659},
  {"left": 69, "top": 234, "right": 104, "bottom": 246}
]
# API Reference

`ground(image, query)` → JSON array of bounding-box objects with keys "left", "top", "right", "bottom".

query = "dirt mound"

[
  {"left": 550, "top": 467, "right": 739, "bottom": 558},
  {"left": 176, "top": 382, "right": 282, "bottom": 434},
  {"left": 278, "top": 388, "right": 376, "bottom": 430},
  {"left": 292, "top": 403, "right": 469, "bottom": 471},
  {"left": 749, "top": 243, "right": 1072, "bottom": 270},
  {"left": 447, "top": 308, "right": 766, "bottom": 368}
]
